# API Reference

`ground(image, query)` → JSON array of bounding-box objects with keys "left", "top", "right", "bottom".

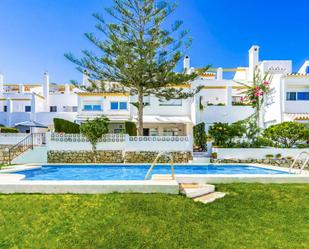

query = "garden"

[{"left": 0, "top": 184, "right": 308, "bottom": 249}]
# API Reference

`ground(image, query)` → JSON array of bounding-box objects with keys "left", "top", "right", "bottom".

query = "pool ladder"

[
  {"left": 144, "top": 152, "right": 175, "bottom": 180},
  {"left": 289, "top": 151, "right": 309, "bottom": 174}
]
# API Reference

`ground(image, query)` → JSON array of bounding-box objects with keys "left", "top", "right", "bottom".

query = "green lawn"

[{"left": 0, "top": 184, "right": 308, "bottom": 249}]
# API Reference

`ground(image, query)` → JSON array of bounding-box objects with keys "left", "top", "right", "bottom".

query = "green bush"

[
  {"left": 0, "top": 127, "right": 19, "bottom": 133},
  {"left": 208, "top": 122, "right": 246, "bottom": 147},
  {"left": 53, "top": 118, "right": 80, "bottom": 134},
  {"left": 125, "top": 121, "right": 137, "bottom": 136},
  {"left": 263, "top": 122, "right": 309, "bottom": 148},
  {"left": 193, "top": 122, "right": 207, "bottom": 150}
]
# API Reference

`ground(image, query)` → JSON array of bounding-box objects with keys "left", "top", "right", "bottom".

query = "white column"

[
  {"left": 0, "top": 73, "right": 4, "bottom": 95},
  {"left": 43, "top": 72, "right": 50, "bottom": 111},
  {"left": 217, "top": 67, "right": 223, "bottom": 80},
  {"left": 31, "top": 93, "right": 36, "bottom": 120},
  {"left": 6, "top": 98, "right": 13, "bottom": 126},
  {"left": 226, "top": 86, "right": 233, "bottom": 106}
]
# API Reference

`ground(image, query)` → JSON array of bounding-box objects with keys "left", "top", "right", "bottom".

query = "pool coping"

[{"left": 0, "top": 163, "right": 308, "bottom": 194}]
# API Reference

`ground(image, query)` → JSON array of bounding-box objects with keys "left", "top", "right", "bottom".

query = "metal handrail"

[
  {"left": 289, "top": 151, "right": 309, "bottom": 174},
  {"left": 8, "top": 133, "right": 46, "bottom": 164},
  {"left": 144, "top": 152, "right": 175, "bottom": 180}
]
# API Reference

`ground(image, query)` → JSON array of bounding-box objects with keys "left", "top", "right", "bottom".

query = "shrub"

[
  {"left": 208, "top": 122, "right": 246, "bottom": 147},
  {"left": 80, "top": 116, "right": 109, "bottom": 151},
  {"left": 263, "top": 122, "right": 309, "bottom": 148},
  {"left": 193, "top": 122, "right": 207, "bottom": 150},
  {"left": 211, "top": 152, "right": 217, "bottom": 159},
  {"left": 54, "top": 118, "right": 80, "bottom": 134},
  {"left": 0, "top": 127, "right": 19, "bottom": 133},
  {"left": 125, "top": 121, "right": 137, "bottom": 136},
  {"left": 275, "top": 153, "right": 282, "bottom": 159},
  {"left": 265, "top": 154, "right": 274, "bottom": 159}
]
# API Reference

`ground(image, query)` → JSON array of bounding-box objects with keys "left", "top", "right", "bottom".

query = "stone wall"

[
  {"left": 47, "top": 150, "right": 193, "bottom": 164},
  {"left": 124, "top": 151, "right": 193, "bottom": 163},
  {"left": 212, "top": 158, "right": 303, "bottom": 168},
  {"left": 48, "top": 151, "right": 124, "bottom": 163}
]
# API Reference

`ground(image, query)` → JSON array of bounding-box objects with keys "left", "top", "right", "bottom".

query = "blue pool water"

[{"left": 14, "top": 164, "right": 289, "bottom": 181}]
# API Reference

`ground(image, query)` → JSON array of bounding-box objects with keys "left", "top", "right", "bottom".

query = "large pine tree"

[{"left": 65, "top": 0, "right": 208, "bottom": 135}]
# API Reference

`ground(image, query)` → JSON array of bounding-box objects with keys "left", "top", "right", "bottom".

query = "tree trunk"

[{"left": 137, "top": 90, "right": 144, "bottom": 136}]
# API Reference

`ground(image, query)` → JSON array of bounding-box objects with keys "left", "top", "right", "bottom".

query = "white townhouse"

[
  {"left": 1, "top": 45, "right": 308, "bottom": 134},
  {"left": 0, "top": 72, "right": 78, "bottom": 132}
]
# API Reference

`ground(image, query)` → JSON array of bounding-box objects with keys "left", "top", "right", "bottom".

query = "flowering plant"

[{"left": 238, "top": 69, "right": 272, "bottom": 110}]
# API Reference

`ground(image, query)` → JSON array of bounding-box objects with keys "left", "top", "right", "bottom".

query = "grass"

[{"left": 0, "top": 184, "right": 308, "bottom": 249}]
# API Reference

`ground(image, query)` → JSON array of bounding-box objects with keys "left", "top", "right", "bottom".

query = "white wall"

[
  {"left": 217, "top": 148, "right": 309, "bottom": 160},
  {"left": 198, "top": 106, "right": 254, "bottom": 130},
  {"left": 0, "top": 133, "right": 28, "bottom": 145}
]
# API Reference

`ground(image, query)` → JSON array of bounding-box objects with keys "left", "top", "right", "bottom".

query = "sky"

[{"left": 1, "top": 0, "right": 309, "bottom": 83}]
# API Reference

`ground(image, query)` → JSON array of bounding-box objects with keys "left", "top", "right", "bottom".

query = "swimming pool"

[{"left": 14, "top": 164, "right": 289, "bottom": 181}]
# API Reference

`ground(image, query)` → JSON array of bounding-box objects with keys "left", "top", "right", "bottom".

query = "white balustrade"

[{"left": 47, "top": 133, "right": 193, "bottom": 152}]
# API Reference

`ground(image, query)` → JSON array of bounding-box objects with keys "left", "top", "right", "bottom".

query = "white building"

[
  {"left": 0, "top": 72, "right": 78, "bottom": 132},
  {"left": 1, "top": 45, "right": 308, "bottom": 134}
]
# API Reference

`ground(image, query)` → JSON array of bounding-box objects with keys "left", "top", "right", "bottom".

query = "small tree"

[
  {"left": 65, "top": 0, "right": 209, "bottom": 135},
  {"left": 263, "top": 122, "right": 309, "bottom": 148},
  {"left": 193, "top": 122, "right": 207, "bottom": 151},
  {"left": 80, "top": 117, "right": 109, "bottom": 152}
]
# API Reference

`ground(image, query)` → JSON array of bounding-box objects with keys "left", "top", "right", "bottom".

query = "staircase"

[
  {"left": 180, "top": 183, "right": 225, "bottom": 204},
  {"left": 6, "top": 133, "right": 46, "bottom": 164},
  {"left": 190, "top": 152, "right": 210, "bottom": 164}
]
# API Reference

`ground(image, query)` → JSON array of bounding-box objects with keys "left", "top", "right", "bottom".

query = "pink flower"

[
  {"left": 254, "top": 93, "right": 259, "bottom": 97},
  {"left": 240, "top": 97, "right": 244, "bottom": 102},
  {"left": 263, "top": 81, "right": 269, "bottom": 85},
  {"left": 260, "top": 91, "right": 264, "bottom": 96}
]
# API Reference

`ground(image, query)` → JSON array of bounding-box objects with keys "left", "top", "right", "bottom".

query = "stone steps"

[
  {"left": 194, "top": 192, "right": 226, "bottom": 204},
  {"left": 180, "top": 183, "right": 225, "bottom": 204}
]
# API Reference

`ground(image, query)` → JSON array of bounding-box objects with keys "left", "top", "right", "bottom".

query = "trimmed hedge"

[
  {"left": 0, "top": 127, "right": 19, "bottom": 133},
  {"left": 54, "top": 118, "right": 80, "bottom": 134},
  {"left": 125, "top": 121, "right": 137, "bottom": 136}
]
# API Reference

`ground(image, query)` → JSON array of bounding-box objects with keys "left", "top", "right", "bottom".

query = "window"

[
  {"left": 110, "top": 101, "right": 128, "bottom": 110},
  {"left": 110, "top": 102, "right": 119, "bottom": 110},
  {"left": 83, "top": 104, "right": 101, "bottom": 111},
  {"left": 72, "top": 106, "right": 78, "bottom": 112},
  {"left": 287, "top": 91, "right": 309, "bottom": 101},
  {"left": 25, "top": 106, "right": 31, "bottom": 112},
  {"left": 119, "top": 102, "right": 127, "bottom": 110},
  {"left": 159, "top": 99, "right": 182, "bottom": 106},
  {"left": 297, "top": 92, "right": 309, "bottom": 101},
  {"left": 163, "top": 128, "right": 180, "bottom": 136},
  {"left": 4, "top": 106, "right": 7, "bottom": 112},
  {"left": 286, "top": 92, "right": 296, "bottom": 101},
  {"left": 50, "top": 106, "right": 57, "bottom": 112},
  {"left": 143, "top": 96, "right": 150, "bottom": 106}
]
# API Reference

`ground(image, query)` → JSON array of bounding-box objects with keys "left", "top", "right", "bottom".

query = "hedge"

[
  {"left": 0, "top": 127, "right": 19, "bottom": 133},
  {"left": 53, "top": 118, "right": 80, "bottom": 134},
  {"left": 125, "top": 121, "right": 137, "bottom": 136}
]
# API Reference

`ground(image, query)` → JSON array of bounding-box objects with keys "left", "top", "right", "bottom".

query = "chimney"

[
  {"left": 183, "top": 55, "right": 191, "bottom": 74},
  {"left": 43, "top": 71, "right": 50, "bottom": 111},
  {"left": 82, "top": 70, "right": 90, "bottom": 87},
  {"left": 248, "top": 45, "right": 260, "bottom": 82},
  {"left": 64, "top": 84, "right": 70, "bottom": 94},
  {"left": 0, "top": 72, "right": 3, "bottom": 94},
  {"left": 217, "top": 67, "right": 223, "bottom": 80}
]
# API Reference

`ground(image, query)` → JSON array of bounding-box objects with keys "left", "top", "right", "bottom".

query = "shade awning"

[
  {"left": 133, "top": 116, "right": 192, "bottom": 124},
  {"left": 15, "top": 120, "right": 48, "bottom": 128},
  {"left": 286, "top": 113, "right": 309, "bottom": 120}
]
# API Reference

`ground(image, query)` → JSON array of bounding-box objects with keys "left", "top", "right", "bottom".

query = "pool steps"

[{"left": 179, "top": 183, "right": 225, "bottom": 204}]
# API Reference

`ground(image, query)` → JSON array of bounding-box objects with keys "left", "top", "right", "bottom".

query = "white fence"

[
  {"left": 47, "top": 133, "right": 193, "bottom": 152},
  {"left": 0, "top": 133, "right": 28, "bottom": 145},
  {"left": 216, "top": 148, "right": 309, "bottom": 160}
]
